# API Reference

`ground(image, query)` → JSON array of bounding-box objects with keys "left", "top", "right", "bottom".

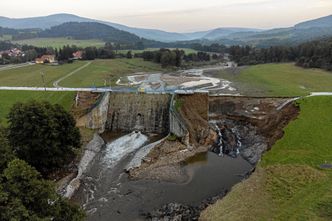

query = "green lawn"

[
  {"left": 0, "top": 91, "right": 75, "bottom": 125},
  {"left": 0, "top": 62, "right": 86, "bottom": 87},
  {"left": 201, "top": 96, "right": 332, "bottom": 221},
  {"left": 13, "top": 37, "right": 105, "bottom": 49},
  {"left": 216, "top": 63, "right": 332, "bottom": 97},
  {"left": 60, "top": 58, "right": 165, "bottom": 87},
  {"left": 0, "top": 58, "right": 164, "bottom": 88}
]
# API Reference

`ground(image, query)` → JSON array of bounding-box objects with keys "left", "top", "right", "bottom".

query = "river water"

[{"left": 73, "top": 133, "right": 253, "bottom": 221}]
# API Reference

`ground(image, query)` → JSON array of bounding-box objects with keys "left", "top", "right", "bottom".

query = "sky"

[{"left": 1, "top": 0, "right": 332, "bottom": 32}]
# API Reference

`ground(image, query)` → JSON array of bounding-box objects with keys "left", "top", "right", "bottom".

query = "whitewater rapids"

[{"left": 103, "top": 132, "right": 148, "bottom": 168}]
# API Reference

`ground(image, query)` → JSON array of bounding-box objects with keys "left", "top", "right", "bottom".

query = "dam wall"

[
  {"left": 76, "top": 92, "right": 110, "bottom": 133},
  {"left": 106, "top": 93, "right": 171, "bottom": 134}
]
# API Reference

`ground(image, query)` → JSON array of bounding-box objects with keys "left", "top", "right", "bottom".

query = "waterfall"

[
  {"left": 103, "top": 131, "right": 148, "bottom": 168},
  {"left": 213, "top": 122, "right": 224, "bottom": 157},
  {"left": 232, "top": 128, "right": 242, "bottom": 156}
]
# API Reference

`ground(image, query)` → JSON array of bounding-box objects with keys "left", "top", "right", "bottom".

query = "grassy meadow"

[
  {"left": 0, "top": 58, "right": 164, "bottom": 87},
  {"left": 0, "top": 58, "right": 164, "bottom": 122},
  {"left": 60, "top": 58, "right": 165, "bottom": 87},
  {"left": 0, "top": 91, "right": 75, "bottom": 125},
  {"left": 201, "top": 96, "right": 332, "bottom": 221},
  {"left": 0, "top": 61, "right": 85, "bottom": 87},
  {"left": 216, "top": 63, "right": 332, "bottom": 96},
  {"left": 12, "top": 37, "right": 105, "bottom": 49}
]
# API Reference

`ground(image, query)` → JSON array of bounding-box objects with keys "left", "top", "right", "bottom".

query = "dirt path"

[
  {"left": 0, "top": 62, "right": 35, "bottom": 71},
  {"left": 53, "top": 61, "right": 92, "bottom": 88}
]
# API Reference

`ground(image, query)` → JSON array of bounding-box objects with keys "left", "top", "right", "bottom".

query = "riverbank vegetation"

[{"left": 201, "top": 96, "right": 332, "bottom": 221}]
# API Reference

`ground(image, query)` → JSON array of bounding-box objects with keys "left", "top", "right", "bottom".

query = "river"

[{"left": 72, "top": 132, "right": 253, "bottom": 220}]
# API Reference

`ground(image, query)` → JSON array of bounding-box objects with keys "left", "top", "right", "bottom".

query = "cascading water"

[
  {"left": 231, "top": 128, "right": 242, "bottom": 156},
  {"left": 212, "top": 121, "right": 243, "bottom": 158},
  {"left": 103, "top": 131, "right": 148, "bottom": 168},
  {"left": 214, "top": 124, "right": 224, "bottom": 157}
]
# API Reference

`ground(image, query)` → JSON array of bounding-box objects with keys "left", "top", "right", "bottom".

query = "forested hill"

[{"left": 39, "top": 22, "right": 142, "bottom": 43}]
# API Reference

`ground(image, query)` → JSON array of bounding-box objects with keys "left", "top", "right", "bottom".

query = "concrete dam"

[{"left": 77, "top": 92, "right": 172, "bottom": 134}]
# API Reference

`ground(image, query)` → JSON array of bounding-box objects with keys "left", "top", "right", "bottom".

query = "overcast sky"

[{"left": 1, "top": 0, "right": 332, "bottom": 32}]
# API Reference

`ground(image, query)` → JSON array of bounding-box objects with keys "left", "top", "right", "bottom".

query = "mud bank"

[{"left": 209, "top": 96, "right": 299, "bottom": 164}]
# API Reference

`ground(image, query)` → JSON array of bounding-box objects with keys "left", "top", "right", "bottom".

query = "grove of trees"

[
  {"left": 7, "top": 101, "right": 81, "bottom": 176},
  {"left": 228, "top": 38, "right": 332, "bottom": 71},
  {"left": 0, "top": 101, "right": 84, "bottom": 220}
]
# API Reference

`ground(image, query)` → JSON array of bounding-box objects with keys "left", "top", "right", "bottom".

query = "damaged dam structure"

[
  {"left": 77, "top": 91, "right": 298, "bottom": 165},
  {"left": 77, "top": 93, "right": 172, "bottom": 134},
  {"left": 73, "top": 91, "right": 299, "bottom": 221}
]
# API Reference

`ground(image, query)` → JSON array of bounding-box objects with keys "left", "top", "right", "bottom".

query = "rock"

[{"left": 144, "top": 190, "right": 227, "bottom": 221}]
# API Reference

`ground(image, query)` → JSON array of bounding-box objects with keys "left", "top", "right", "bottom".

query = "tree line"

[
  {"left": 137, "top": 49, "right": 216, "bottom": 67},
  {"left": 228, "top": 38, "right": 332, "bottom": 71}
]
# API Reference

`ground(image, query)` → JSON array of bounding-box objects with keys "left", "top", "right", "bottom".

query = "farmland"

[
  {"left": 0, "top": 58, "right": 164, "bottom": 122},
  {"left": 0, "top": 90, "right": 75, "bottom": 125},
  {"left": 0, "top": 58, "right": 164, "bottom": 87},
  {"left": 214, "top": 63, "right": 332, "bottom": 97},
  {"left": 12, "top": 37, "right": 105, "bottom": 49},
  {"left": 60, "top": 58, "right": 165, "bottom": 87}
]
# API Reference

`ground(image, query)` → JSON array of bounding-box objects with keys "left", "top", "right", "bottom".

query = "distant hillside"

[
  {"left": 212, "top": 14, "right": 332, "bottom": 47},
  {"left": 1, "top": 13, "right": 332, "bottom": 46},
  {"left": 39, "top": 22, "right": 142, "bottom": 44},
  {"left": 0, "top": 14, "right": 190, "bottom": 42},
  {"left": 295, "top": 15, "right": 332, "bottom": 29},
  {"left": 202, "top": 28, "right": 262, "bottom": 40}
]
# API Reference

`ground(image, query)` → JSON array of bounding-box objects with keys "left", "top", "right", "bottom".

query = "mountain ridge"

[{"left": 1, "top": 13, "right": 332, "bottom": 46}]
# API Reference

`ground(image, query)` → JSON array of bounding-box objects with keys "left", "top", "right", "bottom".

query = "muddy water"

[{"left": 73, "top": 133, "right": 253, "bottom": 221}]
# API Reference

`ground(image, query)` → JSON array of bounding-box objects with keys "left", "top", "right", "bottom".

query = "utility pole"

[{"left": 40, "top": 72, "right": 46, "bottom": 91}]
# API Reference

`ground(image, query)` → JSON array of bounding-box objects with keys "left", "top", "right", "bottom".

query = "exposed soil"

[
  {"left": 177, "top": 93, "right": 217, "bottom": 146},
  {"left": 129, "top": 139, "right": 209, "bottom": 183},
  {"left": 209, "top": 96, "right": 300, "bottom": 151}
]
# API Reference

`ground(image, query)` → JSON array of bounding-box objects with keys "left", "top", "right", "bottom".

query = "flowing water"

[{"left": 73, "top": 132, "right": 253, "bottom": 220}]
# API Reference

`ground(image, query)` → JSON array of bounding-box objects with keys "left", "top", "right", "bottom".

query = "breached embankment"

[
  {"left": 70, "top": 91, "right": 299, "bottom": 220},
  {"left": 133, "top": 95, "right": 299, "bottom": 220}
]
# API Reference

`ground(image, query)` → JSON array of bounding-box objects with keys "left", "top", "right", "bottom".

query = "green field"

[
  {"left": 0, "top": 91, "right": 75, "bottom": 125},
  {"left": 60, "top": 58, "right": 164, "bottom": 87},
  {"left": 0, "top": 58, "right": 164, "bottom": 122},
  {"left": 216, "top": 63, "right": 332, "bottom": 96},
  {"left": 0, "top": 35, "right": 12, "bottom": 41},
  {"left": 0, "top": 62, "right": 85, "bottom": 87},
  {"left": 0, "top": 58, "right": 163, "bottom": 88},
  {"left": 201, "top": 96, "right": 332, "bottom": 221},
  {"left": 13, "top": 37, "right": 105, "bottom": 49}
]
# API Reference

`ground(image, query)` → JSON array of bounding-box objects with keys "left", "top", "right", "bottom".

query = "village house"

[
  {"left": 72, "top": 51, "right": 83, "bottom": 60},
  {"left": 0, "top": 48, "right": 24, "bottom": 58},
  {"left": 35, "top": 55, "right": 56, "bottom": 64}
]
